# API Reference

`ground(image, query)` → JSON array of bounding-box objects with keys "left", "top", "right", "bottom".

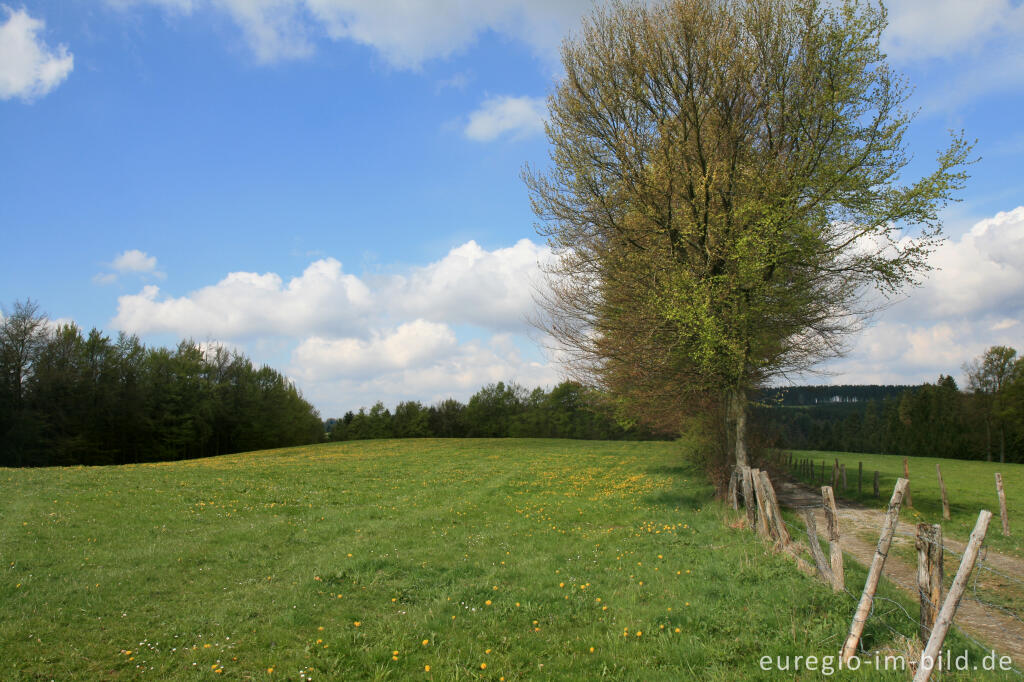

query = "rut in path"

[{"left": 771, "top": 475, "right": 1024, "bottom": 665}]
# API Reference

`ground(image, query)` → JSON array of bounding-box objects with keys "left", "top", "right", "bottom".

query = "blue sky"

[{"left": 2, "top": 0, "right": 1023, "bottom": 417}]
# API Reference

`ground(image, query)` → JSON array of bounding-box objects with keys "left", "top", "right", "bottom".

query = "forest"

[
  {"left": 0, "top": 301, "right": 323, "bottom": 467},
  {"left": 756, "top": 348, "right": 1024, "bottom": 463},
  {"left": 326, "top": 380, "right": 661, "bottom": 442}
]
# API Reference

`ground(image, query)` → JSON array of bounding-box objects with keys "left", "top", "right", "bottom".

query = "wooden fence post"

[
  {"left": 822, "top": 486, "right": 844, "bottom": 592},
  {"left": 858, "top": 461, "right": 863, "bottom": 496},
  {"left": 840, "top": 478, "right": 909, "bottom": 663},
  {"left": 803, "top": 509, "right": 833, "bottom": 584},
  {"left": 740, "top": 466, "right": 756, "bottom": 528},
  {"left": 873, "top": 470, "right": 879, "bottom": 498},
  {"left": 759, "top": 471, "right": 791, "bottom": 547},
  {"left": 936, "top": 464, "right": 950, "bottom": 521},
  {"left": 751, "top": 469, "right": 773, "bottom": 539},
  {"left": 841, "top": 464, "right": 847, "bottom": 493},
  {"left": 913, "top": 511, "right": 993, "bottom": 682},
  {"left": 728, "top": 467, "right": 739, "bottom": 510},
  {"left": 996, "top": 473, "right": 1010, "bottom": 536},
  {"left": 915, "top": 523, "right": 942, "bottom": 645},
  {"left": 833, "top": 459, "right": 840, "bottom": 489},
  {"left": 904, "top": 457, "right": 913, "bottom": 507}
]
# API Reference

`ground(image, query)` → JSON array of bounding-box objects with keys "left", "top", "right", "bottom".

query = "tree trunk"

[{"left": 730, "top": 388, "right": 749, "bottom": 468}]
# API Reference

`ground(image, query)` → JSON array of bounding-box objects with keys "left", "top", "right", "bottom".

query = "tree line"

[
  {"left": 756, "top": 347, "right": 1024, "bottom": 463},
  {"left": 0, "top": 300, "right": 323, "bottom": 467},
  {"left": 327, "top": 380, "right": 665, "bottom": 442}
]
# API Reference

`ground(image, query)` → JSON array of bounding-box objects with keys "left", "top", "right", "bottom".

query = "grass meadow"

[
  {"left": 788, "top": 451, "right": 1024, "bottom": 557},
  {"left": 0, "top": 439, "right": 1005, "bottom": 680}
]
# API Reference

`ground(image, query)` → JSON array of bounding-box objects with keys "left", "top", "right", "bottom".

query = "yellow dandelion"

[
  {"left": 422, "top": 639, "right": 429, "bottom": 646},
  {"left": 425, "top": 665, "right": 431, "bottom": 672},
  {"left": 354, "top": 621, "right": 361, "bottom": 627},
  {"left": 480, "top": 663, "right": 487, "bottom": 670}
]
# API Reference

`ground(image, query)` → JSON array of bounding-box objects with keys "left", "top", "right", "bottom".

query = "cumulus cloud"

[
  {"left": 296, "top": 333, "right": 561, "bottom": 416},
  {"left": 464, "top": 95, "right": 547, "bottom": 142},
  {"left": 385, "top": 239, "right": 551, "bottom": 329},
  {"left": 820, "top": 206, "right": 1024, "bottom": 385},
  {"left": 95, "top": 249, "right": 165, "bottom": 284},
  {"left": 292, "top": 320, "right": 458, "bottom": 380},
  {"left": 113, "top": 257, "right": 373, "bottom": 338},
  {"left": 114, "top": 239, "right": 550, "bottom": 339},
  {"left": 0, "top": 6, "right": 74, "bottom": 101},
  {"left": 110, "top": 239, "right": 559, "bottom": 413}
]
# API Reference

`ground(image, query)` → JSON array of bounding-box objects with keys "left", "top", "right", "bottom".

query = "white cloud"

[
  {"left": 293, "top": 320, "right": 457, "bottom": 380},
  {"left": 113, "top": 257, "right": 373, "bottom": 338},
  {"left": 105, "top": 0, "right": 595, "bottom": 66},
  {"left": 112, "top": 249, "right": 159, "bottom": 273},
  {"left": 882, "top": 0, "right": 1024, "bottom": 62},
  {"left": 297, "top": 333, "right": 561, "bottom": 415},
  {"left": 819, "top": 206, "right": 1024, "bottom": 385},
  {"left": 464, "top": 95, "right": 547, "bottom": 141},
  {"left": 0, "top": 6, "right": 74, "bottom": 101},
  {"left": 114, "top": 240, "right": 550, "bottom": 339},
  {"left": 385, "top": 239, "right": 551, "bottom": 330},
  {"left": 95, "top": 249, "right": 165, "bottom": 284},
  {"left": 110, "top": 239, "right": 559, "bottom": 414}
]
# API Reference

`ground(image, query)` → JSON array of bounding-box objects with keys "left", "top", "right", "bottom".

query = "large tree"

[{"left": 526, "top": 0, "right": 971, "bottom": 467}]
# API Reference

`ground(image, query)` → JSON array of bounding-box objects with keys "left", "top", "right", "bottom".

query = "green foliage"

[
  {"left": 0, "top": 439, "right": 995, "bottom": 679},
  {"left": 329, "top": 381, "right": 662, "bottom": 442},
  {"left": 0, "top": 301, "right": 322, "bottom": 466},
  {"left": 526, "top": 0, "right": 973, "bottom": 467},
  {"left": 757, "top": 347, "right": 1024, "bottom": 464}
]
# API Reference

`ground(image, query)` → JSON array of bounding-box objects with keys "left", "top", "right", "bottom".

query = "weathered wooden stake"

[
  {"left": 759, "top": 470, "right": 791, "bottom": 547},
  {"left": 740, "top": 466, "right": 756, "bottom": 528},
  {"left": 858, "top": 461, "right": 863, "bottom": 495},
  {"left": 803, "top": 509, "right": 833, "bottom": 584},
  {"left": 841, "top": 464, "right": 847, "bottom": 493},
  {"left": 936, "top": 464, "right": 950, "bottom": 521},
  {"left": 728, "top": 467, "right": 739, "bottom": 510},
  {"left": 915, "top": 523, "right": 942, "bottom": 645},
  {"left": 996, "top": 473, "right": 1010, "bottom": 536},
  {"left": 904, "top": 457, "right": 913, "bottom": 507},
  {"left": 822, "top": 486, "right": 844, "bottom": 592},
  {"left": 913, "top": 511, "right": 992, "bottom": 682},
  {"left": 840, "top": 478, "right": 909, "bottom": 663},
  {"left": 873, "top": 470, "right": 879, "bottom": 498},
  {"left": 751, "top": 469, "right": 773, "bottom": 539},
  {"left": 832, "top": 459, "right": 840, "bottom": 489}
]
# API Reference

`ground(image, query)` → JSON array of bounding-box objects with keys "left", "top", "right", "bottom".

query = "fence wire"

[{"left": 740, "top": 474, "right": 1024, "bottom": 678}]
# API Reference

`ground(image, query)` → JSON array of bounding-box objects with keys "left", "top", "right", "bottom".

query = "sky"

[{"left": 1, "top": 0, "right": 1023, "bottom": 418}]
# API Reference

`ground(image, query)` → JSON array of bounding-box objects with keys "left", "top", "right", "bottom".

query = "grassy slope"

[
  {"left": 788, "top": 451, "right": 1024, "bottom": 557},
  {"left": 0, "top": 440, "right": 1003, "bottom": 680}
]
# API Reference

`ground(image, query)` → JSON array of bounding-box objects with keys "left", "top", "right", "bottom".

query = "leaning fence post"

[
  {"left": 840, "top": 478, "right": 909, "bottom": 663},
  {"left": 822, "top": 486, "right": 844, "bottom": 592},
  {"left": 915, "top": 523, "right": 942, "bottom": 645},
  {"left": 751, "top": 469, "right": 774, "bottom": 539},
  {"left": 996, "top": 473, "right": 1010, "bottom": 536},
  {"left": 728, "top": 466, "right": 739, "bottom": 510},
  {"left": 936, "top": 464, "right": 950, "bottom": 521},
  {"left": 759, "top": 471, "right": 791, "bottom": 547},
  {"left": 803, "top": 509, "right": 833, "bottom": 584},
  {"left": 912, "top": 510, "right": 993, "bottom": 682}
]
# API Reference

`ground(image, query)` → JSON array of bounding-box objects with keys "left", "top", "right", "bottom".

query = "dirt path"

[{"left": 772, "top": 476, "right": 1024, "bottom": 665}]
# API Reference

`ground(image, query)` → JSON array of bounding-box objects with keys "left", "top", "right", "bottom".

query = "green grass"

[
  {"left": 0, "top": 440, "right": 1009, "bottom": 680},
  {"left": 788, "top": 451, "right": 1024, "bottom": 558}
]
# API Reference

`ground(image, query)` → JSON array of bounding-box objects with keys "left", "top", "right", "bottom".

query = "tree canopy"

[{"left": 526, "top": 0, "right": 972, "bottom": 467}]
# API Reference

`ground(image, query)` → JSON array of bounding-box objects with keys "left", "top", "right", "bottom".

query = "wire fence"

[{"left": 747, "top": 477, "right": 1024, "bottom": 678}]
